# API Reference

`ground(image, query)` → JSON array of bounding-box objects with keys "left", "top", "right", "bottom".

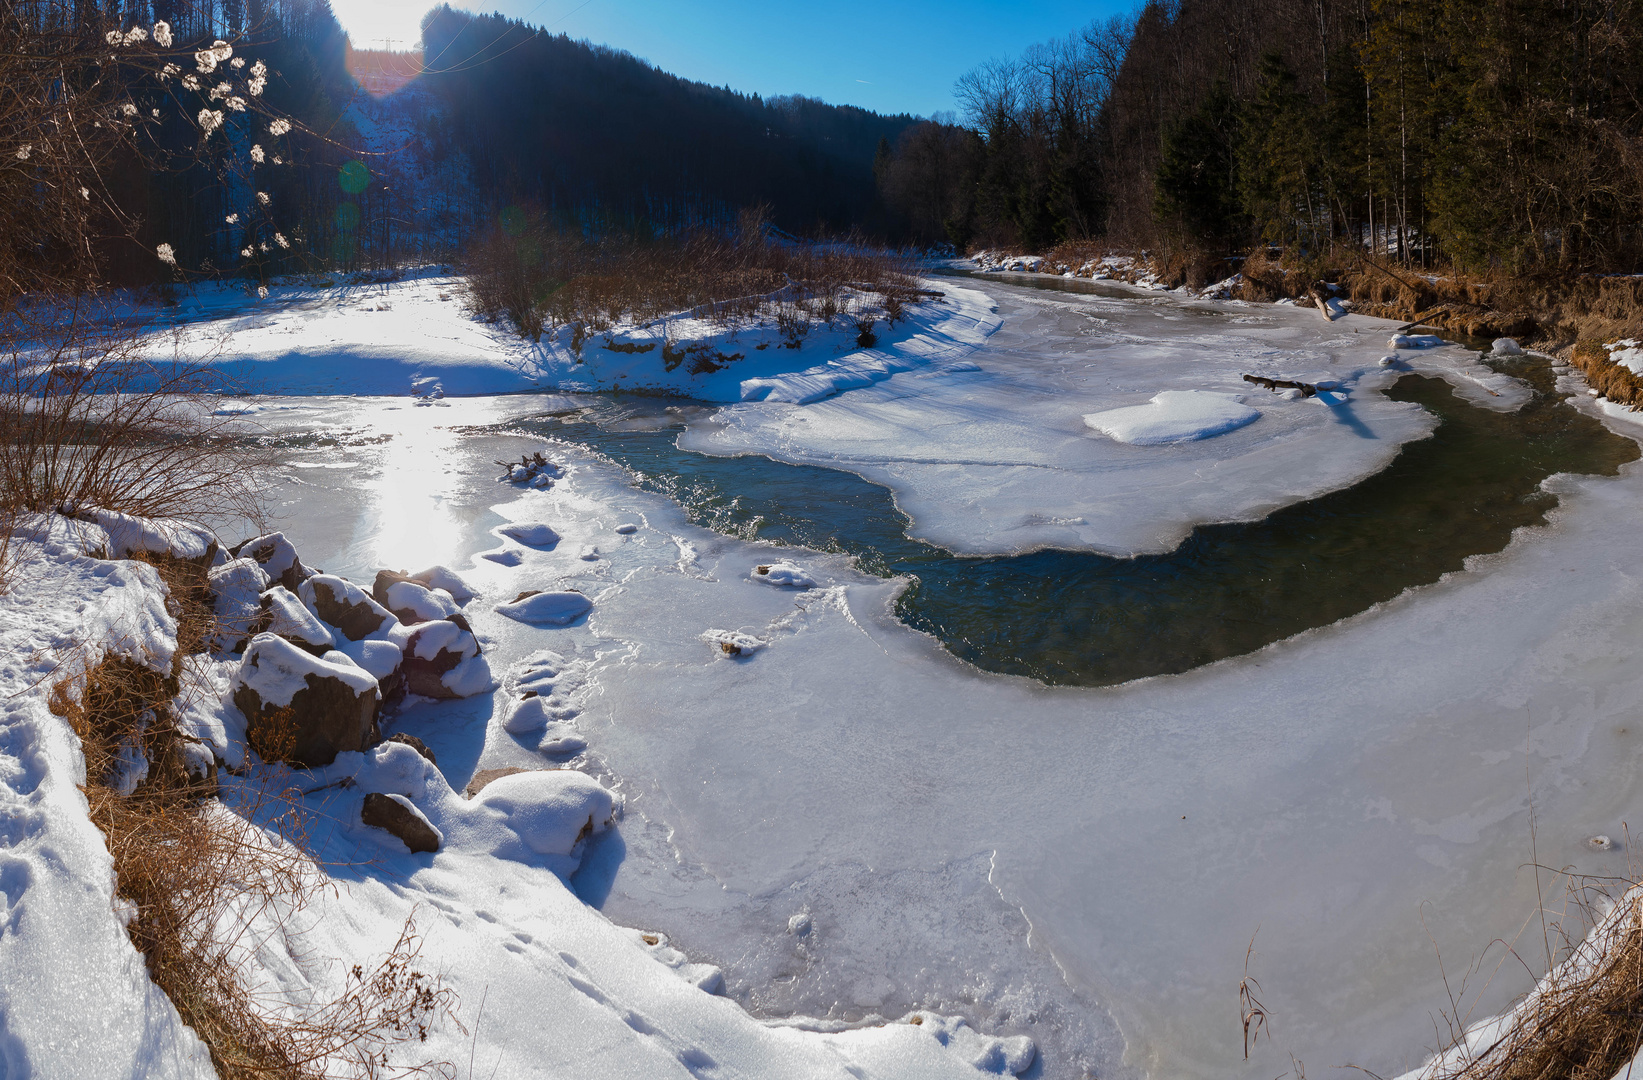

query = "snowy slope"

[
  {"left": 0, "top": 514, "right": 1037, "bottom": 1078},
  {"left": 0, "top": 521, "right": 217, "bottom": 1079}
]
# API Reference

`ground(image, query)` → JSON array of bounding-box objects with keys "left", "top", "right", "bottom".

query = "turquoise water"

[{"left": 495, "top": 356, "right": 1636, "bottom": 686}]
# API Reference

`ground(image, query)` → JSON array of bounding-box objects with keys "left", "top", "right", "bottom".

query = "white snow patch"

[
  {"left": 1083, "top": 390, "right": 1260, "bottom": 445},
  {"left": 497, "top": 522, "right": 560, "bottom": 548}
]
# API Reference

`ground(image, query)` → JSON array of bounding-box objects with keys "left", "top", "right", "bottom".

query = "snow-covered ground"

[
  {"left": 12, "top": 266, "right": 1643, "bottom": 1079},
  {"left": 238, "top": 379, "right": 1643, "bottom": 1080},
  {"left": 121, "top": 270, "right": 999, "bottom": 403}
]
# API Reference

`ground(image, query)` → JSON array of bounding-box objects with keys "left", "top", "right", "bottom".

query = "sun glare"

[{"left": 327, "top": 0, "right": 430, "bottom": 51}]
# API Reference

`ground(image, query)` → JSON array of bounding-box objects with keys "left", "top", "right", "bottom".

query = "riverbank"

[{"left": 12, "top": 266, "right": 1643, "bottom": 1078}]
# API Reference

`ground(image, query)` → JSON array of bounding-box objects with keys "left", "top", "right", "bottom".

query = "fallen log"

[{"left": 1243, "top": 373, "right": 1319, "bottom": 397}]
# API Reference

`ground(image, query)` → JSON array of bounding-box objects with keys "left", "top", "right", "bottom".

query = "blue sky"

[{"left": 328, "top": 0, "right": 1130, "bottom": 118}]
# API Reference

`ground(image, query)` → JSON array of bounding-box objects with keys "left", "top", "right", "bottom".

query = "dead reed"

[{"left": 1409, "top": 863, "right": 1643, "bottom": 1080}]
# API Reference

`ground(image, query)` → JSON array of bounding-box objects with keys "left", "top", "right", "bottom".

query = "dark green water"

[{"left": 495, "top": 355, "right": 1636, "bottom": 686}]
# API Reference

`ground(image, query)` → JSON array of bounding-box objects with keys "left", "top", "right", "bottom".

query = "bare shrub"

[
  {"left": 0, "top": 320, "right": 269, "bottom": 525},
  {"left": 462, "top": 209, "right": 923, "bottom": 348}
]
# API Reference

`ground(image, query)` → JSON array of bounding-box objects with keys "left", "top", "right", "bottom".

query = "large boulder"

[
  {"left": 360, "top": 792, "right": 441, "bottom": 854},
  {"left": 232, "top": 633, "right": 380, "bottom": 767},
  {"left": 260, "top": 586, "right": 335, "bottom": 655},
  {"left": 373, "top": 571, "right": 460, "bottom": 624},
  {"left": 208, "top": 557, "right": 272, "bottom": 652},
  {"left": 401, "top": 617, "right": 492, "bottom": 700},
  {"left": 231, "top": 531, "right": 311, "bottom": 592},
  {"left": 298, "top": 574, "right": 397, "bottom": 641}
]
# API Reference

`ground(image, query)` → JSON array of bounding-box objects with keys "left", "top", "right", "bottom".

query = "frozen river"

[{"left": 238, "top": 274, "right": 1643, "bottom": 1079}]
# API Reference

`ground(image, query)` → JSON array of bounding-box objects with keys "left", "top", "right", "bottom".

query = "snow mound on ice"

[
  {"left": 751, "top": 562, "right": 816, "bottom": 588},
  {"left": 469, "top": 769, "right": 617, "bottom": 858},
  {"left": 1083, "top": 390, "right": 1260, "bottom": 446},
  {"left": 1492, "top": 337, "right": 1523, "bottom": 356},
  {"left": 913, "top": 1012, "right": 1037, "bottom": 1074},
  {"left": 740, "top": 350, "right": 928, "bottom": 405},
  {"left": 496, "top": 590, "right": 592, "bottom": 625},
  {"left": 497, "top": 522, "right": 560, "bottom": 548}
]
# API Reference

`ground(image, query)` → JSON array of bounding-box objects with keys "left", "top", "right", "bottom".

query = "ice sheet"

[
  {"left": 682, "top": 277, "right": 1524, "bottom": 556},
  {"left": 358, "top": 423, "right": 1643, "bottom": 1080}
]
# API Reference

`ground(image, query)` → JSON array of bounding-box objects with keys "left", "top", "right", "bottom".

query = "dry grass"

[
  {"left": 50, "top": 607, "right": 457, "bottom": 1078},
  {"left": 464, "top": 207, "right": 924, "bottom": 349},
  {"left": 1568, "top": 341, "right": 1643, "bottom": 411},
  {"left": 1412, "top": 873, "right": 1643, "bottom": 1080}
]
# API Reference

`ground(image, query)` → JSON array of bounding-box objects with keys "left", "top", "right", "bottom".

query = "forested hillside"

[
  {"left": 879, "top": 0, "right": 1643, "bottom": 274},
  {"left": 417, "top": 6, "right": 916, "bottom": 235}
]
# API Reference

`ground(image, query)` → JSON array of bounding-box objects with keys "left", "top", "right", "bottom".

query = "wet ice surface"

[
  {"left": 685, "top": 274, "right": 1523, "bottom": 556},
  {"left": 232, "top": 294, "right": 1643, "bottom": 1080}
]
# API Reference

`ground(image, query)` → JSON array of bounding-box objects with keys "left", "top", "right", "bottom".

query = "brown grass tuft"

[
  {"left": 464, "top": 212, "right": 923, "bottom": 348},
  {"left": 52, "top": 611, "right": 456, "bottom": 1077},
  {"left": 1418, "top": 881, "right": 1643, "bottom": 1080},
  {"left": 1568, "top": 341, "right": 1643, "bottom": 411}
]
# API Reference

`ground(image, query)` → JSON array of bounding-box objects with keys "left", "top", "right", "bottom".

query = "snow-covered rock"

[
  {"left": 751, "top": 562, "right": 816, "bottom": 588},
  {"left": 373, "top": 571, "right": 460, "bottom": 623},
  {"left": 1083, "top": 390, "right": 1260, "bottom": 446},
  {"left": 231, "top": 530, "right": 310, "bottom": 591},
  {"left": 260, "top": 585, "right": 335, "bottom": 654},
  {"left": 299, "top": 574, "right": 397, "bottom": 640},
  {"left": 208, "top": 556, "right": 271, "bottom": 652},
  {"left": 400, "top": 617, "right": 492, "bottom": 699},
  {"left": 409, "top": 564, "right": 474, "bottom": 602},
  {"left": 703, "top": 629, "right": 765, "bottom": 657},
  {"left": 360, "top": 792, "right": 441, "bottom": 853},
  {"left": 1491, "top": 337, "right": 1523, "bottom": 356},
  {"left": 496, "top": 590, "right": 592, "bottom": 625},
  {"left": 231, "top": 633, "right": 380, "bottom": 767},
  {"left": 80, "top": 508, "right": 218, "bottom": 563}
]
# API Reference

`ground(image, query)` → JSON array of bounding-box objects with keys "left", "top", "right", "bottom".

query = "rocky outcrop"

[
  {"left": 232, "top": 634, "right": 380, "bottom": 767},
  {"left": 360, "top": 792, "right": 441, "bottom": 853},
  {"left": 298, "top": 574, "right": 396, "bottom": 641}
]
